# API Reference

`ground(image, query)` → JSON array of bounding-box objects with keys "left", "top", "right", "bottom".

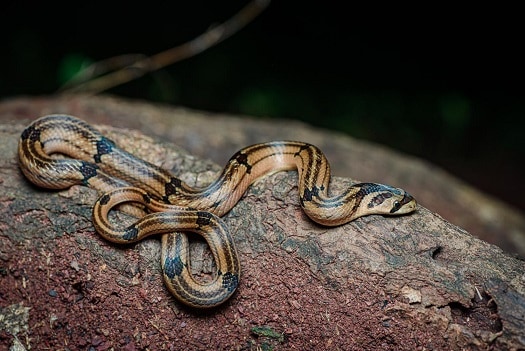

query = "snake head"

[{"left": 356, "top": 183, "right": 417, "bottom": 216}]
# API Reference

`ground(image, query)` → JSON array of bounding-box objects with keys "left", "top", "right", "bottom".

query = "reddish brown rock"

[{"left": 1, "top": 95, "right": 524, "bottom": 350}]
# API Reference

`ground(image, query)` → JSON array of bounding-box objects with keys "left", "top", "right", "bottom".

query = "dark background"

[{"left": 2, "top": 2, "right": 524, "bottom": 211}]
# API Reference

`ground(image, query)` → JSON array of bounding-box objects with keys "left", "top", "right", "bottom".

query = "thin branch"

[{"left": 59, "top": 0, "right": 270, "bottom": 95}]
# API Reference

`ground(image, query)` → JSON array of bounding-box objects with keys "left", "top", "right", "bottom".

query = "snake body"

[{"left": 18, "top": 115, "right": 416, "bottom": 308}]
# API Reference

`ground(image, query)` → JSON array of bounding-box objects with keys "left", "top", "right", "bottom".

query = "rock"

[{"left": 0, "top": 95, "right": 524, "bottom": 350}]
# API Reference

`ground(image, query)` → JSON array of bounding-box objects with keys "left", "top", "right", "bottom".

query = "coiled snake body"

[{"left": 18, "top": 115, "right": 416, "bottom": 308}]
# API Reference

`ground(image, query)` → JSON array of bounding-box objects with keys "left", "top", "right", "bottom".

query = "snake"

[{"left": 18, "top": 114, "right": 417, "bottom": 308}]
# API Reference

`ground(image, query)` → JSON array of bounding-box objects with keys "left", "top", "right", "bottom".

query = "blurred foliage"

[{"left": 57, "top": 54, "right": 94, "bottom": 87}]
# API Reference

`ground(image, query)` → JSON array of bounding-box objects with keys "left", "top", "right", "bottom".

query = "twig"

[{"left": 59, "top": 0, "right": 270, "bottom": 95}]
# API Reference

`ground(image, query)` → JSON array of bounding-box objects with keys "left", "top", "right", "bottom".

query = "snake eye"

[{"left": 391, "top": 200, "right": 401, "bottom": 213}]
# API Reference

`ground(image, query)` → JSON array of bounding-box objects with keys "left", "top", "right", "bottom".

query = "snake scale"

[{"left": 18, "top": 115, "right": 417, "bottom": 308}]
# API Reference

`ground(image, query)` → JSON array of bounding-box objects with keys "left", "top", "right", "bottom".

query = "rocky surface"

[{"left": 1, "top": 95, "right": 524, "bottom": 350}]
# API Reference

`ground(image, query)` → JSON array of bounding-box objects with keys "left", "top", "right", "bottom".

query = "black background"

[{"left": 2, "top": 2, "right": 524, "bottom": 211}]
